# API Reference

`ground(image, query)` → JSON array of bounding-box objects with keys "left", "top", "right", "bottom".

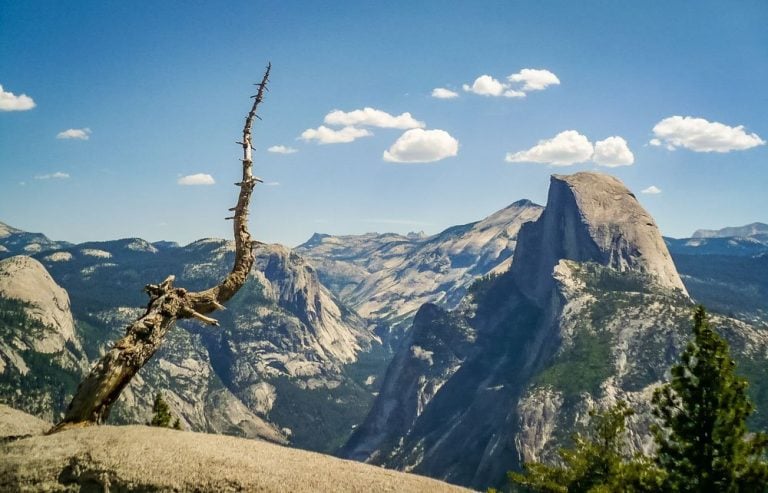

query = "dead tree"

[{"left": 49, "top": 64, "right": 272, "bottom": 433}]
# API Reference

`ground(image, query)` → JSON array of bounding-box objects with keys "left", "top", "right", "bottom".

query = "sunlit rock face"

[
  {"left": 511, "top": 172, "right": 687, "bottom": 307},
  {"left": 0, "top": 256, "right": 87, "bottom": 421}
]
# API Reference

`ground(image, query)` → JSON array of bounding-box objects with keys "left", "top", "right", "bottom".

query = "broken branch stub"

[{"left": 50, "top": 64, "right": 272, "bottom": 433}]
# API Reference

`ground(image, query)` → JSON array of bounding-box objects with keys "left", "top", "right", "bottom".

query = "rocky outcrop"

[
  {"left": 0, "top": 404, "right": 49, "bottom": 441},
  {"left": 251, "top": 243, "right": 377, "bottom": 365},
  {"left": 0, "top": 257, "right": 87, "bottom": 421},
  {"left": 0, "top": 405, "right": 468, "bottom": 493},
  {"left": 511, "top": 172, "right": 687, "bottom": 306},
  {"left": 0, "top": 256, "right": 78, "bottom": 350}
]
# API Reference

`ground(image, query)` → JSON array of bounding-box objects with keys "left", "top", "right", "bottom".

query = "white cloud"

[
  {"left": 641, "top": 185, "right": 662, "bottom": 195},
  {"left": 324, "top": 107, "right": 424, "bottom": 129},
  {"left": 592, "top": 136, "right": 635, "bottom": 167},
  {"left": 461, "top": 69, "right": 560, "bottom": 99},
  {"left": 0, "top": 84, "right": 36, "bottom": 111},
  {"left": 178, "top": 173, "right": 215, "bottom": 186},
  {"left": 300, "top": 125, "right": 372, "bottom": 144},
  {"left": 649, "top": 138, "right": 662, "bottom": 147},
  {"left": 56, "top": 128, "right": 91, "bottom": 140},
  {"left": 267, "top": 145, "right": 298, "bottom": 154},
  {"left": 651, "top": 116, "right": 765, "bottom": 152},
  {"left": 431, "top": 87, "right": 459, "bottom": 99},
  {"left": 506, "top": 130, "right": 594, "bottom": 166},
  {"left": 507, "top": 69, "right": 561, "bottom": 91},
  {"left": 462, "top": 75, "right": 507, "bottom": 97},
  {"left": 34, "top": 172, "right": 70, "bottom": 180},
  {"left": 263, "top": 181, "right": 280, "bottom": 186},
  {"left": 383, "top": 128, "right": 459, "bottom": 163},
  {"left": 503, "top": 89, "right": 526, "bottom": 98}
]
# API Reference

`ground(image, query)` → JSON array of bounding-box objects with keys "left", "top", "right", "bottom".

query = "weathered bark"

[{"left": 49, "top": 65, "right": 272, "bottom": 433}]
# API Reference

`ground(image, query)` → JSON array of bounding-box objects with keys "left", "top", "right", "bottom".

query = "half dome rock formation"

[{"left": 511, "top": 172, "right": 687, "bottom": 306}]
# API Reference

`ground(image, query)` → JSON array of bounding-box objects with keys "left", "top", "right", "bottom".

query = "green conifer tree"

[
  {"left": 508, "top": 401, "right": 662, "bottom": 492},
  {"left": 651, "top": 305, "right": 768, "bottom": 492},
  {"left": 150, "top": 392, "right": 173, "bottom": 428}
]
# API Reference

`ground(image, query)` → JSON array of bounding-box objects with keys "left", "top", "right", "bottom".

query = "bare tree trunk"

[{"left": 49, "top": 64, "right": 272, "bottom": 433}]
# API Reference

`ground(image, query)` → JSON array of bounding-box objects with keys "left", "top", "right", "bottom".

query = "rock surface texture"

[{"left": 0, "top": 405, "right": 468, "bottom": 493}]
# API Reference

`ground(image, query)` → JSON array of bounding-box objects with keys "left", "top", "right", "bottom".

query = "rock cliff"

[{"left": 511, "top": 172, "right": 687, "bottom": 306}]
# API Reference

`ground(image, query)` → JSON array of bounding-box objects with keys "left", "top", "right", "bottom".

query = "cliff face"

[
  {"left": 0, "top": 256, "right": 79, "bottom": 352},
  {"left": 342, "top": 302, "right": 477, "bottom": 462},
  {"left": 0, "top": 256, "right": 88, "bottom": 421},
  {"left": 511, "top": 172, "right": 687, "bottom": 306},
  {"left": 344, "top": 172, "right": 767, "bottom": 489}
]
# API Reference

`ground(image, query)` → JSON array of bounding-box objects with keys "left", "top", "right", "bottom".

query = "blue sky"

[{"left": 1, "top": 1, "right": 766, "bottom": 246}]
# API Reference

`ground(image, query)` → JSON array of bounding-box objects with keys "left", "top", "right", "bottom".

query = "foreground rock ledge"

[{"left": 0, "top": 409, "right": 467, "bottom": 492}]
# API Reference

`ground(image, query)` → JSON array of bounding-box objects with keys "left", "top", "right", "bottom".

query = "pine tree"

[
  {"left": 508, "top": 401, "right": 662, "bottom": 492},
  {"left": 651, "top": 305, "right": 768, "bottom": 492},
  {"left": 150, "top": 393, "right": 173, "bottom": 428}
]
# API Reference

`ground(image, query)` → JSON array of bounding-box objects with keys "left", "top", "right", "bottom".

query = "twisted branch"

[{"left": 50, "top": 64, "right": 272, "bottom": 432}]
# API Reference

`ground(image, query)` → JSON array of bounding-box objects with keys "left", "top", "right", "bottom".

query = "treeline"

[{"left": 502, "top": 306, "right": 768, "bottom": 493}]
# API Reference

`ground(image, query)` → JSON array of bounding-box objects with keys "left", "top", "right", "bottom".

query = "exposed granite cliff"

[{"left": 511, "top": 172, "right": 687, "bottom": 306}]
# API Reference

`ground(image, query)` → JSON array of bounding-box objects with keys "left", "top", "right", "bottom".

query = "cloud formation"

[
  {"left": 463, "top": 75, "right": 507, "bottom": 97},
  {"left": 0, "top": 84, "right": 36, "bottom": 111},
  {"left": 300, "top": 125, "right": 372, "bottom": 144},
  {"left": 507, "top": 69, "right": 561, "bottom": 91},
  {"left": 641, "top": 185, "right": 662, "bottom": 195},
  {"left": 650, "top": 116, "right": 765, "bottom": 152},
  {"left": 506, "top": 131, "right": 635, "bottom": 167},
  {"left": 177, "top": 173, "right": 215, "bottom": 186},
  {"left": 592, "top": 136, "right": 635, "bottom": 167},
  {"left": 506, "top": 130, "right": 594, "bottom": 166},
  {"left": 35, "top": 172, "right": 70, "bottom": 180},
  {"left": 56, "top": 128, "right": 91, "bottom": 140},
  {"left": 267, "top": 145, "right": 298, "bottom": 154},
  {"left": 324, "top": 107, "right": 424, "bottom": 129},
  {"left": 431, "top": 87, "right": 459, "bottom": 99},
  {"left": 383, "top": 128, "right": 459, "bottom": 163},
  {"left": 462, "top": 68, "right": 559, "bottom": 98}
]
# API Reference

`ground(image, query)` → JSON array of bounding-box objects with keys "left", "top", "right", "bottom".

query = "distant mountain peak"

[
  {"left": 692, "top": 222, "right": 768, "bottom": 239},
  {"left": 0, "top": 221, "right": 21, "bottom": 238},
  {"left": 509, "top": 198, "right": 537, "bottom": 207}
]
